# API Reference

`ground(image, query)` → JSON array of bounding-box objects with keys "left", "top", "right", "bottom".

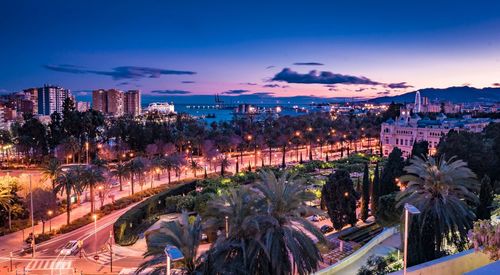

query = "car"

[
  {"left": 311, "top": 215, "right": 320, "bottom": 222},
  {"left": 59, "top": 240, "right": 80, "bottom": 256},
  {"left": 320, "top": 225, "right": 334, "bottom": 234}
]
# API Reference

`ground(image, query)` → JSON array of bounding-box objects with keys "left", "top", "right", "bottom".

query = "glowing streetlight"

[
  {"left": 47, "top": 210, "right": 53, "bottom": 233},
  {"left": 85, "top": 142, "right": 89, "bottom": 164}
]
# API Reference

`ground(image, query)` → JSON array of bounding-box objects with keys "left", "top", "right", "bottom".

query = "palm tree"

[
  {"left": 396, "top": 155, "right": 479, "bottom": 266},
  {"left": 0, "top": 188, "right": 12, "bottom": 228},
  {"left": 41, "top": 158, "right": 61, "bottom": 190},
  {"left": 189, "top": 160, "right": 202, "bottom": 177},
  {"left": 137, "top": 212, "right": 203, "bottom": 274},
  {"left": 54, "top": 170, "right": 80, "bottom": 225},
  {"left": 162, "top": 155, "right": 182, "bottom": 184},
  {"left": 82, "top": 166, "right": 105, "bottom": 213},
  {"left": 203, "top": 170, "right": 325, "bottom": 275},
  {"left": 254, "top": 170, "right": 326, "bottom": 275},
  {"left": 112, "top": 162, "right": 129, "bottom": 191},
  {"left": 127, "top": 157, "right": 146, "bottom": 195},
  {"left": 217, "top": 155, "right": 231, "bottom": 176}
]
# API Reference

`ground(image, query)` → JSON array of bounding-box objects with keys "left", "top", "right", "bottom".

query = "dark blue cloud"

[
  {"left": 266, "top": 65, "right": 275, "bottom": 69},
  {"left": 263, "top": 84, "right": 281, "bottom": 88},
  {"left": 222, "top": 89, "right": 250, "bottom": 95},
  {"left": 181, "top": 81, "right": 195, "bottom": 84},
  {"left": 249, "top": 92, "right": 274, "bottom": 97},
  {"left": 377, "top": 91, "right": 391, "bottom": 95},
  {"left": 386, "top": 82, "right": 413, "bottom": 89},
  {"left": 150, "top": 90, "right": 191, "bottom": 95},
  {"left": 272, "top": 68, "right": 380, "bottom": 85},
  {"left": 240, "top": 82, "right": 258, "bottom": 86},
  {"left": 293, "top": 62, "right": 324, "bottom": 66},
  {"left": 44, "top": 64, "right": 196, "bottom": 80},
  {"left": 492, "top": 83, "right": 500, "bottom": 87}
]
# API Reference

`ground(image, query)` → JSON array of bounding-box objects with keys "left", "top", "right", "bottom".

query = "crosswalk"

[{"left": 25, "top": 259, "right": 73, "bottom": 271}]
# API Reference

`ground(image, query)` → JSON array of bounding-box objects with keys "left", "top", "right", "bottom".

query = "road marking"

[
  {"left": 25, "top": 259, "right": 72, "bottom": 270},
  {"left": 86, "top": 251, "right": 124, "bottom": 265}
]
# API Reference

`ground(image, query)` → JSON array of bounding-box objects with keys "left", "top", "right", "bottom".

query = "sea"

[{"left": 75, "top": 94, "right": 339, "bottom": 123}]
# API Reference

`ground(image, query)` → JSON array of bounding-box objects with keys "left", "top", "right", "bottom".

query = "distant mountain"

[{"left": 371, "top": 86, "right": 500, "bottom": 103}]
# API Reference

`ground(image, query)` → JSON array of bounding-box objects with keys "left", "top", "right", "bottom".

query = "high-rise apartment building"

[
  {"left": 22, "top": 88, "right": 38, "bottom": 114},
  {"left": 124, "top": 90, "right": 141, "bottom": 116},
  {"left": 92, "top": 89, "right": 141, "bottom": 116},
  {"left": 92, "top": 89, "right": 107, "bottom": 113},
  {"left": 37, "top": 85, "right": 72, "bottom": 115}
]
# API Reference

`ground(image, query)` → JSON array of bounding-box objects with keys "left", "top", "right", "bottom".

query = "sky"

[{"left": 1, "top": 0, "right": 500, "bottom": 102}]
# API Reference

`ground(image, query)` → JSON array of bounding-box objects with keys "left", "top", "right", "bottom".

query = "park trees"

[
  {"left": 360, "top": 163, "right": 370, "bottom": 221},
  {"left": 371, "top": 162, "right": 380, "bottom": 217},
  {"left": 476, "top": 175, "right": 494, "bottom": 220},
  {"left": 379, "top": 148, "right": 404, "bottom": 196},
  {"left": 322, "top": 169, "right": 359, "bottom": 230}
]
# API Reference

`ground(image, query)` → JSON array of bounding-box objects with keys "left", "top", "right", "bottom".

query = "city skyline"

[{"left": 1, "top": 1, "right": 500, "bottom": 100}]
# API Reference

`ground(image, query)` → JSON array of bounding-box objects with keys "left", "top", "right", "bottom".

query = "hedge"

[{"left": 113, "top": 180, "right": 197, "bottom": 246}]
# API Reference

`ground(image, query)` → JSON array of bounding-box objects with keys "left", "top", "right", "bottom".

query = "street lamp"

[
  {"left": 47, "top": 210, "right": 53, "bottom": 233},
  {"left": 225, "top": 216, "right": 229, "bottom": 238},
  {"left": 93, "top": 214, "right": 98, "bottom": 257},
  {"left": 403, "top": 203, "right": 420, "bottom": 275},
  {"left": 29, "top": 174, "right": 35, "bottom": 258},
  {"left": 85, "top": 141, "right": 89, "bottom": 165}
]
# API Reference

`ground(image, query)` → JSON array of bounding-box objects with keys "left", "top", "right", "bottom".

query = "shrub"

[
  {"left": 194, "top": 193, "right": 213, "bottom": 216},
  {"left": 164, "top": 195, "right": 182, "bottom": 212},
  {"left": 176, "top": 195, "right": 195, "bottom": 212},
  {"left": 375, "top": 192, "right": 401, "bottom": 227}
]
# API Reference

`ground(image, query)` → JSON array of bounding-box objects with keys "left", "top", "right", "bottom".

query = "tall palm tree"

[
  {"left": 112, "top": 162, "right": 129, "bottom": 191},
  {"left": 127, "top": 157, "right": 146, "bottom": 194},
  {"left": 0, "top": 188, "right": 12, "bottom": 221},
  {"left": 254, "top": 170, "right": 326, "bottom": 275},
  {"left": 82, "top": 166, "right": 105, "bottom": 213},
  {"left": 137, "top": 212, "right": 203, "bottom": 275},
  {"left": 203, "top": 170, "right": 325, "bottom": 275},
  {"left": 162, "top": 155, "right": 180, "bottom": 184},
  {"left": 189, "top": 160, "right": 202, "bottom": 177},
  {"left": 54, "top": 170, "right": 80, "bottom": 225},
  {"left": 396, "top": 155, "right": 479, "bottom": 266},
  {"left": 217, "top": 155, "right": 231, "bottom": 176},
  {"left": 41, "top": 158, "right": 61, "bottom": 190}
]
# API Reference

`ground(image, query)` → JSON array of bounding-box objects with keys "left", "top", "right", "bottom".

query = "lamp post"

[
  {"left": 225, "top": 216, "right": 229, "bottom": 238},
  {"left": 403, "top": 203, "right": 420, "bottom": 275},
  {"left": 47, "top": 210, "right": 53, "bottom": 233},
  {"left": 165, "top": 249, "right": 171, "bottom": 275},
  {"left": 85, "top": 141, "right": 89, "bottom": 165},
  {"left": 93, "top": 214, "right": 98, "bottom": 257},
  {"left": 29, "top": 174, "right": 35, "bottom": 258}
]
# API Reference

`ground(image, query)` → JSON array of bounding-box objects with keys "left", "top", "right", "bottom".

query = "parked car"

[
  {"left": 320, "top": 225, "right": 334, "bottom": 234},
  {"left": 59, "top": 240, "right": 80, "bottom": 256}
]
